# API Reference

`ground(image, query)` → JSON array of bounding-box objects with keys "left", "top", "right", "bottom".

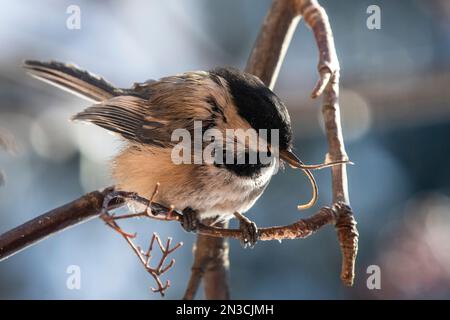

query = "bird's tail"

[{"left": 23, "top": 60, "right": 123, "bottom": 102}]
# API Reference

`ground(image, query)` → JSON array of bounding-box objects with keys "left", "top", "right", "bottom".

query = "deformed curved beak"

[
  {"left": 279, "top": 148, "right": 352, "bottom": 211},
  {"left": 279, "top": 149, "right": 302, "bottom": 168}
]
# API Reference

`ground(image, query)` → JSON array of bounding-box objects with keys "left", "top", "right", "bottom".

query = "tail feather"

[{"left": 23, "top": 60, "right": 122, "bottom": 102}]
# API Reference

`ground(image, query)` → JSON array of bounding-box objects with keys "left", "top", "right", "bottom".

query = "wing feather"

[{"left": 72, "top": 72, "right": 225, "bottom": 148}]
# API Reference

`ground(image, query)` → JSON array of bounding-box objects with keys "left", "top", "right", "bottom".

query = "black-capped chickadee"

[{"left": 24, "top": 60, "right": 344, "bottom": 247}]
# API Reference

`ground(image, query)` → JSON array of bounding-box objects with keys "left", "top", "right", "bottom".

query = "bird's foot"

[
  {"left": 99, "top": 189, "right": 152, "bottom": 238},
  {"left": 101, "top": 189, "right": 150, "bottom": 215},
  {"left": 234, "top": 212, "right": 259, "bottom": 248},
  {"left": 181, "top": 207, "right": 199, "bottom": 233}
]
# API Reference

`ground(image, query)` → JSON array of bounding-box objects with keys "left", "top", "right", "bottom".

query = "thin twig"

[{"left": 101, "top": 209, "right": 183, "bottom": 296}]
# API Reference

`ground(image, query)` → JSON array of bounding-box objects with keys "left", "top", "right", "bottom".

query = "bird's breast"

[{"left": 194, "top": 160, "right": 277, "bottom": 220}]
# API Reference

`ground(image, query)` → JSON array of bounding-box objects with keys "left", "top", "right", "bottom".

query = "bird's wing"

[
  {"left": 71, "top": 95, "right": 159, "bottom": 143},
  {"left": 72, "top": 73, "right": 225, "bottom": 147}
]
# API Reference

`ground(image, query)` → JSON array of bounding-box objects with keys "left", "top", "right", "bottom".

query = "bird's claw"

[
  {"left": 234, "top": 212, "right": 259, "bottom": 248},
  {"left": 101, "top": 190, "right": 139, "bottom": 215},
  {"left": 181, "top": 207, "right": 199, "bottom": 233}
]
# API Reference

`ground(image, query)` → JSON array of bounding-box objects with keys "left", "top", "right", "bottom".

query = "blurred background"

[{"left": 1, "top": 0, "right": 450, "bottom": 299}]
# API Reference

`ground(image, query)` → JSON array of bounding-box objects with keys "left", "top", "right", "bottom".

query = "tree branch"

[
  {"left": 0, "top": 187, "right": 114, "bottom": 261},
  {"left": 301, "top": 0, "right": 359, "bottom": 285},
  {"left": 0, "top": 186, "right": 336, "bottom": 262},
  {"left": 245, "top": 0, "right": 301, "bottom": 89},
  {"left": 196, "top": 206, "right": 335, "bottom": 241},
  {"left": 183, "top": 223, "right": 230, "bottom": 300},
  {"left": 182, "top": 206, "right": 336, "bottom": 298}
]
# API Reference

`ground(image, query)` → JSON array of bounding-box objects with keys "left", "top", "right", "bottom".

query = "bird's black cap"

[{"left": 209, "top": 67, "right": 293, "bottom": 151}]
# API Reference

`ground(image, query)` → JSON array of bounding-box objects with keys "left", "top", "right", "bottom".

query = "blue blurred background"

[{"left": 1, "top": 0, "right": 450, "bottom": 299}]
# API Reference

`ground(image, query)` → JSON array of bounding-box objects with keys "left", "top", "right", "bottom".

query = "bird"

[{"left": 23, "top": 60, "right": 345, "bottom": 247}]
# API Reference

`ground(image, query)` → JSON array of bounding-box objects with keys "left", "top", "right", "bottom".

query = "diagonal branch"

[
  {"left": 245, "top": 0, "right": 302, "bottom": 89},
  {"left": 0, "top": 187, "right": 115, "bottom": 261}
]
